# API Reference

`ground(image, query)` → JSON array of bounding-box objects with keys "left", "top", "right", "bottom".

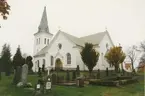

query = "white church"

[{"left": 33, "top": 7, "right": 115, "bottom": 72}]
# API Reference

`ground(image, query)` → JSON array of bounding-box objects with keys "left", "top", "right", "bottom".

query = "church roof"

[
  {"left": 34, "top": 31, "right": 109, "bottom": 57},
  {"left": 34, "top": 46, "right": 49, "bottom": 57},
  {"left": 61, "top": 31, "right": 85, "bottom": 46},
  {"left": 34, "top": 6, "right": 52, "bottom": 35},
  {"left": 79, "top": 32, "right": 106, "bottom": 45}
]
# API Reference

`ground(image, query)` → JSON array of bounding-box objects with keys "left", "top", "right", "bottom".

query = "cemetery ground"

[{"left": 0, "top": 73, "right": 144, "bottom": 96}]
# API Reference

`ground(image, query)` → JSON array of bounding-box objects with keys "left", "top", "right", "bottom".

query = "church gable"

[{"left": 48, "top": 31, "right": 76, "bottom": 53}]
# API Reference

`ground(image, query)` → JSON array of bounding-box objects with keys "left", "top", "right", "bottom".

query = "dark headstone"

[
  {"left": 76, "top": 77, "right": 84, "bottom": 87},
  {"left": 38, "top": 67, "right": 42, "bottom": 77},
  {"left": 51, "top": 74, "right": 57, "bottom": 85},
  {"left": 72, "top": 71, "right": 76, "bottom": 80},
  {"left": 97, "top": 69, "right": 100, "bottom": 79},
  {"left": 42, "top": 64, "right": 45, "bottom": 73},
  {"left": 66, "top": 70, "right": 70, "bottom": 82},
  {"left": 76, "top": 65, "right": 80, "bottom": 76},
  {"left": 106, "top": 67, "right": 109, "bottom": 76},
  {"left": 13, "top": 66, "right": 22, "bottom": 85}
]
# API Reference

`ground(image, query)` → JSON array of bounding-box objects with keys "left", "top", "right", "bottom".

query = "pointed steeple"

[{"left": 38, "top": 6, "right": 49, "bottom": 33}]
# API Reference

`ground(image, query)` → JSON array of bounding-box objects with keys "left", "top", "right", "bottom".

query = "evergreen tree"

[
  {"left": 13, "top": 46, "right": 24, "bottom": 69},
  {"left": 80, "top": 43, "right": 99, "bottom": 76},
  {"left": 0, "top": 43, "right": 12, "bottom": 76}
]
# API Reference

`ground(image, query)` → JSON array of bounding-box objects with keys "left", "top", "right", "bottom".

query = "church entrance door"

[{"left": 55, "top": 58, "right": 63, "bottom": 70}]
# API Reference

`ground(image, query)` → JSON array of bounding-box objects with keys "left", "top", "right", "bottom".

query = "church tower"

[{"left": 33, "top": 6, "right": 53, "bottom": 55}]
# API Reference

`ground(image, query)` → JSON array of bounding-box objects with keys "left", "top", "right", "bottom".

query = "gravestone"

[
  {"left": 72, "top": 71, "right": 76, "bottom": 80},
  {"left": 97, "top": 69, "right": 100, "bottom": 79},
  {"left": 13, "top": 66, "right": 22, "bottom": 85},
  {"left": 38, "top": 67, "right": 42, "bottom": 77},
  {"left": 51, "top": 74, "right": 57, "bottom": 85},
  {"left": 106, "top": 67, "right": 109, "bottom": 76},
  {"left": 21, "top": 64, "right": 28, "bottom": 85}
]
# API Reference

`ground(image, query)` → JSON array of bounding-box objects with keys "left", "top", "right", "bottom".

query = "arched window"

[
  {"left": 44, "top": 38, "right": 46, "bottom": 44},
  {"left": 36, "top": 39, "right": 38, "bottom": 45},
  {"left": 66, "top": 53, "right": 71, "bottom": 64},
  {"left": 51, "top": 56, "right": 53, "bottom": 66},
  {"left": 47, "top": 39, "right": 49, "bottom": 45},
  {"left": 37, "top": 60, "right": 39, "bottom": 67},
  {"left": 39, "top": 38, "right": 40, "bottom": 44},
  {"left": 42, "top": 59, "right": 45, "bottom": 69}
]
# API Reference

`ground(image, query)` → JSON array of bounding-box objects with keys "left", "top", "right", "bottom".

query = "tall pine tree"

[
  {"left": 13, "top": 45, "right": 24, "bottom": 69},
  {"left": 0, "top": 43, "right": 12, "bottom": 76}
]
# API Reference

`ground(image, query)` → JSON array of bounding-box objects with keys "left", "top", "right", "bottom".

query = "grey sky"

[{"left": 0, "top": 0, "right": 145, "bottom": 56}]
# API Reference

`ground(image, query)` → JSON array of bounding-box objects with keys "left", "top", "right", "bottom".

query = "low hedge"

[{"left": 89, "top": 77, "right": 138, "bottom": 86}]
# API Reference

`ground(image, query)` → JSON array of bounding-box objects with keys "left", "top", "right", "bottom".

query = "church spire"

[{"left": 38, "top": 6, "right": 49, "bottom": 33}]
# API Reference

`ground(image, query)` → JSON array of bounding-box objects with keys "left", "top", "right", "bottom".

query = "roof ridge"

[
  {"left": 60, "top": 31, "right": 79, "bottom": 38},
  {"left": 79, "top": 31, "right": 106, "bottom": 38}
]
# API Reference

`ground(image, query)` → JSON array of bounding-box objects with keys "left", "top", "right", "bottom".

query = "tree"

[
  {"left": 0, "top": 43, "right": 12, "bottom": 76},
  {"left": 13, "top": 46, "right": 24, "bottom": 69},
  {"left": 26, "top": 56, "right": 33, "bottom": 72},
  {"left": 80, "top": 43, "right": 99, "bottom": 76},
  {"left": 139, "top": 41, "right": 145, "bottom": 63},
  {"left": 0, "top": 0, "right": 10, "bottom": 20},
  {"left": 140, "top": 54, "right": 145, "bottom": 64},
  {"left": 105, "top": 46, "right": 126, "bottom": 73},
  {"left": 140, "top": 41, "right": 145, "bottom": 52},
  {"left": 127, "top": 45, "right": 138, "bottom": 72}
]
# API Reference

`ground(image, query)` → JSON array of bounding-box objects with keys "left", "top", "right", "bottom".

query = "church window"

[
  {"left": 39, "top": 38, "right": 40, "bottom": 44},
  {"left": 66, "top": 53, "right": 71, "bottom": 64},
  {"left": 44, "top": 38, "right": 46, "bottom": 44},
  {"left": 37, "top": 39, "right": 38, "bottom": 45},
  {"left": 47, "top": 39, "right": 49, "bottom": 45},
  {"left": 51, "top": 56, "right": 53, "bottom": 66},
  {"left": 106, "top": 43, "right": 109, "bottom": 50},
  {"left": 43, "top": 59, "right": 45, "bottom": 65},
  {"left": 37, "top": 60, "right": 40, "bottom": 67},
  {"left": 58, "top": 43, "right": 62, "bottom": 49}
]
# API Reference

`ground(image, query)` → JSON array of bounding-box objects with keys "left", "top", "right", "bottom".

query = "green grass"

[{"left": 0, "top": 74, "right": 144, "bottom": 96}]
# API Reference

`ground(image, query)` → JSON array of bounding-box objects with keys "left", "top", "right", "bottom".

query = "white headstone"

[
  {"left": 46, "top": 82, "right": 51, "bottom": 89},
  {"left": 21, "top": 64, "right": 28, "bottom": 85}
]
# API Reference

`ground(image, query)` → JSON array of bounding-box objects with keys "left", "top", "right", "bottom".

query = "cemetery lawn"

[{"left": 0, "top": 74, "right": 144, "bottom": 96}]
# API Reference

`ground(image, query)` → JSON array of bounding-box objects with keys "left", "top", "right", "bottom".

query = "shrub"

[{"left": 89, "top": 76, "right": 138, "bottom": 86}]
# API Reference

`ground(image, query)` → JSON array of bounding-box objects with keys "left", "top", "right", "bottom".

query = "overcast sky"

[{"left": 0, "top": 0, "right": 145, "bottom": 57}]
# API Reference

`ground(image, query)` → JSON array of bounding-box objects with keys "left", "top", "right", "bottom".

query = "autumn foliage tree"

[
  {"left": 80, "top": 43, "right": 99, "bottom": 75},
  {"left": 0, "top": 0, "right": 10, "bottom": 20},
  {"left": 105, "top": 46, "right": 126, "bottom": 73}
]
